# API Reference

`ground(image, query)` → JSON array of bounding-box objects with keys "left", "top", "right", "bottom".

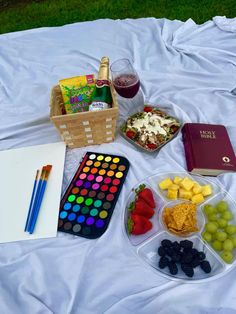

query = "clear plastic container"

[{"left": 123, "top": 171, "right": 236, "bottom": 282}]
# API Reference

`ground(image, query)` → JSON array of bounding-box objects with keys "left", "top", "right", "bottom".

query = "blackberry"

[
  {"left": 180, "top": 240, "right": 193, "bottom": 249},
  {"left": 181, "top": 263, "right": 194, "bottom": 277},
  {"left": 172, "top": 241, "right": 181, "bottom": 251},
  {"left": 191, "top": 248, "right": 199, "bottom": 257},
  {"left": 181, "top": 252, "right": 193, "bottom": 264},
  {"left": 168, "top": 261, "right": 178, "bottom": 275},
  {"left": 164, "top": 247, "right": 174, "bottom": 257},
  {"left": 159, "top": 256, "right": 169, "bottom": 269},
  {"left": 158, "top": 246, "right": 166, "bottom": 257},
  {"left": 171, "top": 252, "right": 181, "bottom": 263},
  {"left": 191, "top": 257, "right": 201, "bottom": 268},
  {"left": 183, "top": 247, "right": 192, "bottom": 254},
  {"left": 200, "top": 260, "right": 211, "bottom": 273},
  {"left": 161, "top": 239, "right": 173, "bottom": 248},
  {"left": 198, "top": 252, "right": 206, "bottom": 261}
]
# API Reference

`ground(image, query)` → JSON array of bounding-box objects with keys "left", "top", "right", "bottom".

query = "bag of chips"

[{"left": 59, "top": 74, "right": 95, "bottom": 114}]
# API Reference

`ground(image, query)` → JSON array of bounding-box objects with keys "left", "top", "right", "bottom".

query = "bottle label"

[
  {"left": 89, "top": 101, "right": 110, "bottom": 111},
  {"left": 96, "top": 80, "right": 110, "bottom": 88}
]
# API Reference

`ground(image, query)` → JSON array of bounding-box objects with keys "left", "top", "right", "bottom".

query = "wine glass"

[{"left": 110, "top": 58, "right": 140, "bottom": 98}]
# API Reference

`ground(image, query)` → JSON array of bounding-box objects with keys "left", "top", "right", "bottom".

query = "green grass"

[{"left": 0, "top": 0, "right": 235, "bottom": 34}]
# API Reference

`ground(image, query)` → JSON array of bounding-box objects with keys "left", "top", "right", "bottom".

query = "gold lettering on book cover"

[{"left": 200, "top": 130, "right": 216, "bottom": 139}]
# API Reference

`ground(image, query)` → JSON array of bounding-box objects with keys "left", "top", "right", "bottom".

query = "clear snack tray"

[{"left": 123, "top": 171, "right": 236, "bottom": 282}]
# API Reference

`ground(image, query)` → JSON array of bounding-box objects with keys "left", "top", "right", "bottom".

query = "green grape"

[
  {"left": 223, "top": 239, "right": 234, "bottom": 251},
  {"left": 216, "top": 200, "right": 228, "bottom": 212},
  {"left": 217, "top": 219, "right": 227, "bottom": 228},
  {"left": 205, "top": 222, "right": 218, "bottom": 234},
  {"left": 232, "top": 237, "right": 236, "bottom": 248},
  {"left": 208, "top": 213, "right": 218, "bottom": 221},
  {"left": 212, "top": 221, "right": 219, "bottom": 228},
  {"left": 202, "top": 231, "right": 212, "bottom": 242},
  {"left": 221, "top": 250, "right": 234, "bottom": 263},
  {"left": 225, "top": 225, "right": 236, "bottom": 235},
  {"left": 212, "top": 240, "right": 223, "bottom": 251},
  {"left": 216, "top": 231, "right": 227, "bottom": 242},
  {"left": 221, "top": 211, "right": 234, "bottom": 221},
  {"left": 203, "top": 204, "right": 215, "bottom": 215}
]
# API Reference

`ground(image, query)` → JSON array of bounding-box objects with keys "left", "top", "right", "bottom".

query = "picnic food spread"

[
  {"left": 49, "top": 56, "right": 236, "bottom": 282},
  {"left": 124, "top": 172, "right": 236, "bottom": 281}
]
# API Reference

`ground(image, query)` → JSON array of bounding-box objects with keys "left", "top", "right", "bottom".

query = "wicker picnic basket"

[{"left": 50, "top": 83, "right": 119, "bottom": 148}]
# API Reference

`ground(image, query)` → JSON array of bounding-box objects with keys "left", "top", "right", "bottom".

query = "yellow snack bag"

[{"left": 59, "top": 74, "right": 95, "bottom": 113}]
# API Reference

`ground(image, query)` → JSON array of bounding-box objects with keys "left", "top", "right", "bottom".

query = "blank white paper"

[{"left": 0, "top": 142, "right": 66, "bottom": 243}]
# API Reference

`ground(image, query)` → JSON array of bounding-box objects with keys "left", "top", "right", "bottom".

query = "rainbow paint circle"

[
  {"left": 96, "top": 219, "right": 105, "bottom": 228},
  {"left": 73, "top": 224, "right": 81, "bottom": 232},
  {"left": 91, "top": 168, "right": 98, "bottom": 174},
  {"left": 76, "top": 196, "right": 84, "bottom": 204},
  {"left": 89, "top": 154, "right": 96, "bottom": 160},
  {"left": 87, "top": 174, "right": 95, "bottom": 181},
  {"left": 64, "top": 203, "right": 72, "bottom": 210},
  {"left": 102, "top": 163, "right": 109, "bottom": 169},
  {"left": 77, "top": 215, "right": 85, "bottom": 223},
  {"left": 115, "top": 172, "right": 123, "bottom": 178},
  {"left": 89, "top": 191, "right": 96, "bottom": 198},
  {"left": 83, "top": 181, "right": 91, "bottom": 188},
  {"left": 60, "top": 211, "right": 68, "bottom": 219},
  {"left": 85, "top": 198, "right": 93, "bottom": 206},
  {"left": 72, "top": 205, "right": 80, "bottom": 212},
  {"left": 82, "top": 227, "right": 91, "bottom": 235},
  {"left": 94, "top": 161, "right": 101, "bottom": 167},
  {"left": 64, "top": 222, "right": 72, "bottom": 230},
  {"left": 109, "top": 186, "right": 118, "bottom": 193},
  {"left": 106, "top": 194, "right": 114, "bottom": 201},
  {"left": 113, "top": 157, "right": 120, "bottom": 163},
  {"left": 99, "top": 210, "right": 108, "bottom": 219},
  {"left": 76, "top": 180, "right": 83, "bottom": 187},
  {"left": 104, "top": 177, "right": 112, "bottom": 184},
  {"left": 118, "top": 165, "right": 126, "bottom": 171},
  {"left": 81, "top": 206, "right": 89, "bottom": 214},
  {"left": 79, "top": 173, "right": 87, "bottom": 180},
  {"left": 96, "top": 176, "right": 103, "bottom": 183},
  {"left": 105, "top": 156, "right": 112, "bottom": 162},
  {"left": 112, "top": 179, "right": 120, "bottom": 186},
  {"left": 72, "top": 187, "right": 80, "bottom": 194},
  {"left": 68, "top": 195, "right": 76, "bottom": 202},
  {"left": 99, "top": 169, "right": 106, "bottom": 175},
  {"left": 92, "top": 183, "right": 100, "bottom": 190},
  {"left": 110, "top": 164, "right": 117, "bottom": 170},
  {"left": 90, "top": 208, "right": 98, "bottom": 216},
  {"left": 94, "top": 200, "right": 102, "bottom": 208},
  {"left": 86, "top": 217, "right": 95, "bottom": 225},
  {"left": 101, "top": 185, "right": 108, "bottom": 192},
  {"left": 86, "top": 160, "right": 93, "bottom": 166},
  {"left": 97, "top": 155, "right": 104, "bottom": 161},
  {"left": 83, "top": 167, "right": 90, "bottom": 173},
  {"left": 107, "top": 170, "right": 114, "bottom": 177},
  {"left": 68, "top": 213, "right": 76, "bottom": 221},
  {"left": 80, "top": 189, "right": 88, "bottom": 196}
]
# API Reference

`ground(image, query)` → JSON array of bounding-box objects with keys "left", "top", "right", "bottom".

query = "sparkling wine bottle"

[{"left": 89, "top": 57, "right": 113, "bottom": 111}]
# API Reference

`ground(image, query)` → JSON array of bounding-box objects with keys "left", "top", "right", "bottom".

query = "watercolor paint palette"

[{"left": 58, "top": 152, "right": 130, "bottom": 239}]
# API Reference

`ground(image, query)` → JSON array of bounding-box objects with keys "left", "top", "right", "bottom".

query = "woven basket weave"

[{"left": 50, "top": 84, "right": 119, "bottom": 148}]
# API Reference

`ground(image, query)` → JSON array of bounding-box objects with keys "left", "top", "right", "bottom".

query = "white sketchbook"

[{"left": 0, "top": 142, "right": 66, "bottom": 243}]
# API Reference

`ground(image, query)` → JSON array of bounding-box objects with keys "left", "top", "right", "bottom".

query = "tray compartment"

[{"left": 137, "top": 231, "right": 225, "bottom": 280}]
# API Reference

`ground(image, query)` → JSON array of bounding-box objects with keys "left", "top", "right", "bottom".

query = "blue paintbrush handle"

[
  {"left": 24, "top": 178, "right": 38, "bottom": 232},
  {"left": 25, "top": 178, "right": 43, "bottom": 232},
  {"left": 29, "top": 181, "right": 47, "bottom": 234}
]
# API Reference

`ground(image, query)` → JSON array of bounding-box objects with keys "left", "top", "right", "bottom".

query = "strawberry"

[
  {"left": 132, "top": 198, "right": 154, "bottom": 218},
  {"left": 135, "top": 184, "right": 156, "bottom": 208},
  {"left": 126, "top": 130, "right": 135, "bottom": 139},
  {"left": 144, "top": 106, "right": 153, "bottom": 113},
  {"left": 128, "top": 214, "right": 152, "bottom": 235},
  {"left": 147, "top": 143, "right": 157, "bottom": 150}
]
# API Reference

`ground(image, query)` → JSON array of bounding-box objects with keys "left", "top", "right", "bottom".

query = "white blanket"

[{"left": 1, "top": 17, "right": 236, "bottom": 314}]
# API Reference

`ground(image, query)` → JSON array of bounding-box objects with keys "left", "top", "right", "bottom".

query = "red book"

[{"left": 182, "top": 123, "right": 236, "bottom": 176}]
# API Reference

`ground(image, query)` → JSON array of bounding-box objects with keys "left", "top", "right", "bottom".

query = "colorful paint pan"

[{"left": 58, "top": 151, "right": 130, "bottom": 239}]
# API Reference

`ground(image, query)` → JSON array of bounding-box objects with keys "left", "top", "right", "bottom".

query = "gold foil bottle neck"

[{"left": 98, "top": 56, "right": 110, "bottom": 80}]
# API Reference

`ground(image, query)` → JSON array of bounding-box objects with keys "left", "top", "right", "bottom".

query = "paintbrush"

[{"left": 28, "top": 165, "right": 52, "bottom": 234}]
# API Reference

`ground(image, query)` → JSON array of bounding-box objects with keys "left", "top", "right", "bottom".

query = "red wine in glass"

[
  {"left": 110, "top": 59, "right": 140, "bottom": 98},
  {"left": 113, "top": 74, "right": 140, "bottom": 98}
]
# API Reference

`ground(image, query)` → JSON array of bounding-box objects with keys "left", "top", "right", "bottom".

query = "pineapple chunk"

[
  {"left": 180, "top": 177, "right": 194, "bottom": 191},
  {"left": 173, "top": 176, "right": 182, "bottom": 184},
  {"left": 168, "top": 184, "right": 179, "bottom": 191},
  {"left": 201, "top": 185, "right": 212, "bottom": 196},
  {"left": 159, "top": 178, "right": 173, "bottom": 190},
  {"left": 191, "top": 193, "right": 204, "bottom": 204},
  {"left": 192, "top": 183, "right": 202, "bottom": 194},
  {"left": 179, "top": 188, "right": 193, "bottom": 200},
  {"left": 167, "top": 189, "right": 178, "bottom": 200}
]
